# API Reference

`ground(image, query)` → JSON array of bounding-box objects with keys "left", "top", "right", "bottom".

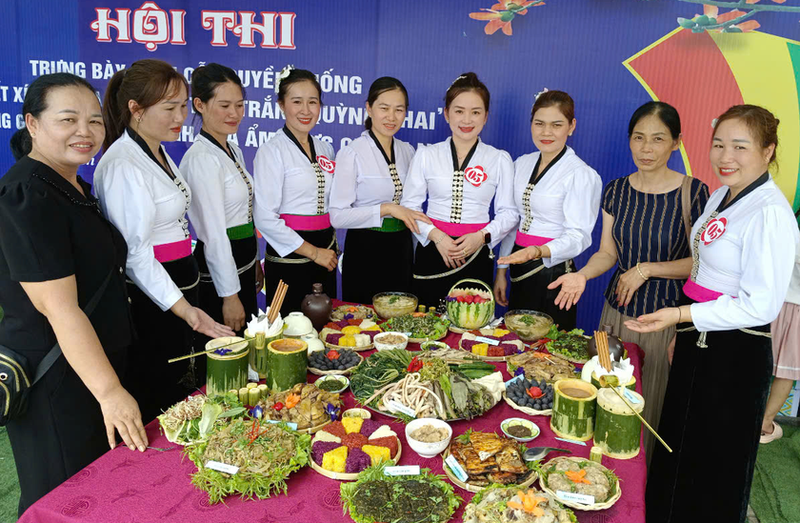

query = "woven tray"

[
  {"left": 538, "top": 456, "right": 622, "bottom": 511},
  {"left": 309, "top": 440, "right": 402, "bottom": 481},
  {"left": 442, "top": 445, "right": 537, "bottom": 493},
  {"left": 502, "top": 392, "right": 553, "bottom": 416},
  {"left": 456, "top": 337, "right": 523, "bottom": 362},
  {"left": 308, "top": 352, "right": 364, "bottom": 376}
]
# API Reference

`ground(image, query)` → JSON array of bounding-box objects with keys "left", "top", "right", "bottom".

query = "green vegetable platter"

[
  {"left": 349, "top": 348, "right": 503, "bottom": 422},
  {"left": 157, "top": 392, "right": 246, "bottom": 446},
  {"left": 383, "top": 313, "right": 450, "bottom": 343},
  {"left": 186, "top": 418, "right": 311, "bottom": 504},
  {"left": 543, "top": 325, "right": 591, "bottom": 364},
  {"left": 340, "top": 461, "right": 461, "bottom": 523}
]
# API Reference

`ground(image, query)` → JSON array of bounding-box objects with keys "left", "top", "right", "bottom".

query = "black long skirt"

[
  {"left": 646, "top": 325, "right": 772, "bottom": 523},
  {"left": 264, "top": 227, "right": 337, "bottom": 316},
  {"left": 507, "top": 243, "right": 577, "bottom": 330},
  {"left": 342, "top": 228, "right": 413, "bottom": 304},
  {"left": 411, "top": 239, "right": 493, "bottom": 310},
  {"left": 7, "top": 346, "right": 127, "bottom": 516},
  {"left": 124, "top": 254, "right": 200, "bottom": 424},
  {"left": 194, "top": 235, "right": 259, "bottom": 337}
]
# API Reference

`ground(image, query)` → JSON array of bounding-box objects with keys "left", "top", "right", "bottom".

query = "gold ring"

[{"left": 462, "top": 249, "right": 467, "bottom": 256}]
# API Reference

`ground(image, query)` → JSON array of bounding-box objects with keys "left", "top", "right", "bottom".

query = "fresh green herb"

[
  {"left": 389, "top": 295, "right": 399, "bottom": 305},
  {"left": 518, "top": 314, "right": 536, "bottom": 326},
  {"left": 385, "top": 313, "right": 450, "bottom": 340},
  {"left": 350, "top": 349, "right": 413, "bottom": 404}
]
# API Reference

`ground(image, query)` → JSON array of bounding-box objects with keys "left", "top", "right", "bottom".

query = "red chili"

[
  {"left": 526, "top": 386, "right": 544, "bottom": 399},
  {"left": 327, "top": 350, "right": 340, "bottom": 361},
  {"left": 273, "top": 402, "right": 284, "bottom": 411},
  {"left": 407, "top": 356, "right": 423, "bottom": 373}
]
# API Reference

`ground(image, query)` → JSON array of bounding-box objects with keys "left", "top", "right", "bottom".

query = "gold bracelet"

[{"left": 636, "top": 262, "right": 649, "bottom": 281}]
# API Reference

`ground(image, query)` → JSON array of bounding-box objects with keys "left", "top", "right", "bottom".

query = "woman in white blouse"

[
  {"left": 330, "top": 77, "right": 431, "bottom": 303},
  {"left": 95, "top": 59, "right": 233, "bottom": 423},
  {"left": 401, "top": 72, "right": 516, "bottom": 307},
  {"left": 253, "top": 68, "right": 337, "bottom": 315},
  {"left": 495, "top": 90, "right": 601, "bottom": 328},
  {"left": 180, "top": 64, "right": 262, "bottom": 335},
  {"left": 626, "top": 105, "right": 800, "bottom": 523}
]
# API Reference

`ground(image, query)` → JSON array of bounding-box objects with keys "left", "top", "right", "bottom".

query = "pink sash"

[
  {"left": 431, "top": 218, "right": 488, "bottom": 237},
  {"left": 515, "top": 231, "right": 554, "bottom": 247},
  {"left": 280, "top": 213, "right": 332, "bottom": 231},
  {"left": 153, "top": 238, "right": 192, "bottom": 263},
  {"left": 683, "top": 279, "right": 724, "bottom": 303}
]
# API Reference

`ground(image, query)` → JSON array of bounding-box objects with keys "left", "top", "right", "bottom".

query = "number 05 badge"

[
  {"left": 464, "top": 166, "right": 488, "bottom": 187},
  {"left": 317, "top": 155, "right": 335, "bottom": 174},
  {"left": 701, "top": 217, "right": 727, "bottom": 245}
]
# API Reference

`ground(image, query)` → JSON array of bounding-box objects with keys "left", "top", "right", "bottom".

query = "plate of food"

[
  {"left": 330, "top": 304, "right": 376, "bottom": 321},
  {"left": 186, "top": 418, "right": 310, "bottom": 503},
  {"left": 383, "top": 312, "right": 450, "bottom": 343},
  {"left": 372, "top": 291, "right": 418, "bottom": 319},
  {"left": 458, "top": 327, "right": 525, "bottom": 361},
  {"left": 544, "top": 326, "right": 591, "bottom": 365},
  {"left": 319, "top": 318, "right": 382, "bottom": 351},
  {"left": 350, "top": 349, "right": 502, "bottom": 422},
  {"left": 503, "top": 375, "right": 555, "bottom": 416},
  {"left": 157, "top": 392, "right": 247, "bottom": 446},
  {"left": 308, "top": 348, "right": 363, "bottom": 375},
  {"left": 443, "top": 429, "right": 538, "bottom": 493},
  {"left": 503, "top": 310, "right": 554, "bottom": 342},
  {"left": 256, "top": 382, "right": 343, "bottom": 433},
  {"left": 507, "top": 350, "right": 577, "bottom": 384},
  {"left": 539, "top": 456, "right": 622, "bottom": 511},
  {"left": 309, "top": 418, "right": 402, "bottom": 480},
  {"left": 340, "top": 462, "right": 461, "bottom": 523},
  {"left": 464, "top": 485, "right": 577, "bottom": 523}
]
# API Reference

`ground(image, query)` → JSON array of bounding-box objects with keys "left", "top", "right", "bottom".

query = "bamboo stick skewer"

[
  {"left": 599, "top": 375, "right": 673, "bottom": 453},
  {"left": 167, "top": 338, "right": 247, "bottom": 363}
]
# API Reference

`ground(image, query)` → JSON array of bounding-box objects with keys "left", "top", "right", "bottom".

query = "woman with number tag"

[
  {"left": 330, "top": 77, "right": 431, "bottom": 303},
  {"left": 495, "top": 90, "right": 602, "bottom": 329},
  {"left": 401, "top": 72, "right": 516, "bottom": 308},
  {"left": 253, "top": 67, "right": 337, "bottom": 315},
  {"left": 180, "top": 64, "right": 263, "bottom": 338},
  {"left": 625, "top": 105, "right": 800, "bottom": 523},
  {"left": 95, "top": 59, "right": 233, "bottom": 424}
]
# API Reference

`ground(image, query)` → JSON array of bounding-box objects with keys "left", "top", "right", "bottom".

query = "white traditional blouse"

[
  {"left": 94, "top": 129, "right": 191, "bottom": 311},
  {"left": 400, "top": 138, "right": 516, "bottom": 247},
  {"left": 181, "top": 132, "right": 253, "bottom": 298},
  {"left": 329, "top": 130, "right": 415, "bottom": 229},
  {"left": 690, "top": 176, "right": 800, "bottom": 331},
  {"left": 252, "top": 128, "right": 336, "bottom": 257},
  {"left": 498, "top": 146, "right": 602, "bottom": 268}
]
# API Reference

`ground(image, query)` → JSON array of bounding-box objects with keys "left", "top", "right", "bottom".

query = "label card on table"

[
  {"left": 554, "top": 437, "right": 587, "bottom": 446},
  {"left": 475, "top": 336, "right": 500, "bottom": 346},
  {"left": 384, "top": 465, "right": 421, "bottom": 476},
  {"left": 623, "top": 388, "right": 642, "bottom": 404},
  {"left": 386, "top": 400, "right": 416, "bottom": 418},
  {"left": 556, "top": 491, "right": 595, "bottom": 505},
  {"left": 445, "top": 455, "right": 469, "bottom": 482},
  {"left": 206, "top": 460, "right": 239, "bottom": 475}
]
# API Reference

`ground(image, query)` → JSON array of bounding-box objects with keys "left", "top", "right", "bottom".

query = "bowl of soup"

[
  {"left": 503, "top": 310, "right": 554, "bottom": 341},
  {"left": 372, "top": 292, "right": 419, "bottom": 319}
]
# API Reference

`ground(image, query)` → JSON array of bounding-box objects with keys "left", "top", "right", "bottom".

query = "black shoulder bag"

[{"left": 0, "top": 268, "right": 114, "bottom": 425}]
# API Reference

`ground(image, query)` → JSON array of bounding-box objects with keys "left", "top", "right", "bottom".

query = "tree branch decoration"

[
  {"left": 677, "top": 1, "right": 800, "bottom": 33},
  {"left": 469, "top": 1, "right": 546, "bottom": 36}
]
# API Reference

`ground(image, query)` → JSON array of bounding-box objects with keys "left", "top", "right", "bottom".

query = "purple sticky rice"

[
  {"left": 500, "top": 332, "right": 520, "bottom": 342},
  {"left": 345, "top": 447, "right": 372, "bottom": 474},
  {"left": 311, "top": 441, "right": 344, "bottom": 465},
  {"left": 326, "top": 333, "right": 345, "bottom": 345},
  {"left": 359, "top": 419, "right": 382, "bottom": 438},
  {"left": 461, "top": 339, "right": 478, "bottom": 351}
]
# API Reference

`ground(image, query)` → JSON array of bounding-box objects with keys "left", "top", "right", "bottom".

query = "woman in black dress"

[{"left": 0, "top": 74, "right": 146, "bottom": 516}]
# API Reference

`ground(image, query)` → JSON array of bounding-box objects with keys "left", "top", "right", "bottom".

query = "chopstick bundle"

[
  {"left": 594, "top": 330, "right": 613, "bottom": 372},
  {"left": 267, "top": 280, "right": 288, "bottom": 325}
]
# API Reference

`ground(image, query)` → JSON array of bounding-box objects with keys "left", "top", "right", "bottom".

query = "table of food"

[{"left": 19, "top": 289, "right": 648, "bottom": 523}]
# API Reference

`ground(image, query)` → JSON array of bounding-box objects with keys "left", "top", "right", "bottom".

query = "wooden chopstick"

[
  {"left": 595, "top": 330, "right": 612, "bottom": 372},
  {"left": 267, "top": 281, "right": 288, "bottom": 324},
  {"left": 267, "top": 279, "right": 284, "bottom": 317}
]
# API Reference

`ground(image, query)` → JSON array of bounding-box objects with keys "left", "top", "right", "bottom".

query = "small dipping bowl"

[
  {"left": 405, "top": 418, "right": 452, "bottom": 458},
  {"left": 342, "top": 408, "right": 372, "bottom": 420},
  {"left": 501, "top": 417, "right": 540, "bottom": 442},
  {"left": 284, "top": 312, "right": 314, "bottom": 338},
  {"left": 374, "top": 332, "right": 409, "bottom": 351},
  {"left": 420, "top": 341, "right": 449, "bottom": 351},
  {"left": 315, "top": 374, "right": 349, "bottom": 394}
]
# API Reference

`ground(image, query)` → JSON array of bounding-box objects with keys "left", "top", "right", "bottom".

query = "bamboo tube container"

[
  {"left": 206, "top": 337, "right": 249, "bottom": 397},
  {"left": 550, "top": 378, "right": 598, "bottom": 441}
]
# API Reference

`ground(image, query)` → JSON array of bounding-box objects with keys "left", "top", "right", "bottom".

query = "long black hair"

[{"left": 365, "top": 77, "right": 408, "bottom": 130}]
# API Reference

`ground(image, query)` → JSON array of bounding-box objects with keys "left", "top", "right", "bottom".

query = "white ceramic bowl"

[
  {"left": 500, "top": 417, "right": 540, "bottom": 442},
  {"left": 373, "top": 331, "right": 409, "bottom": 351},
  {"left": 302, "top": 333, "right": 326, "bottom": 353},
  {"left": 405, "top": 418, "right": 452, "bottom": 458},
  {"left": 284, "top": 312, "right": 314, "bottom": 337},
  {"left": 315, "top": 374, "right": 349, "bottom": 394},
  {"left": 342, "top": 408, "right": 372, "bottom": 419}
]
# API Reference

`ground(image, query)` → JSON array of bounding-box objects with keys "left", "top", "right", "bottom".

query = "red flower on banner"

[{"left": 469, "top": 1, "right": 545, "bottom": 36}]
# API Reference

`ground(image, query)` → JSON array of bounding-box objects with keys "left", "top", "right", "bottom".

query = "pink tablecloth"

[{"left": 19, "top": 335, "right": 647, "bottom": 523}]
